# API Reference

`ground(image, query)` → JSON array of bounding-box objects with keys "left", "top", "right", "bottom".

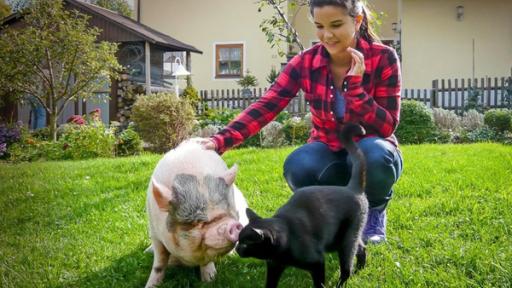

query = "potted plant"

[{"left": 237, "top": 70, "right": 259, "bottom": 97}]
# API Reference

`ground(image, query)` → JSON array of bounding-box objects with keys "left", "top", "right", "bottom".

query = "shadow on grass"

[{"left": 52, "top": 242, "right": 264, "bottom": 288}]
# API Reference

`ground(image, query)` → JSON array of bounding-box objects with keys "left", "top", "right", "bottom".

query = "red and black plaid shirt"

[{"left": 211, "top": 38, "right": 401, "bottom": 154}]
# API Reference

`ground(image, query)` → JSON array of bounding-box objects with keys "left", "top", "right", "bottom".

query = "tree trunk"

[{"left": 49, "top": 110, "right": 58, "bottom": 142}]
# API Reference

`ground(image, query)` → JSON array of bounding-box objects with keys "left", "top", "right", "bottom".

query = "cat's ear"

[
  {"left": 252, "top": 228, "right": 274, "bottom": 244},
  {"left": 252, "top": 228, "right": 265, "bottom": 240},
  {"left": 246, "top": 208, "right": 261, "bottom": 222}
]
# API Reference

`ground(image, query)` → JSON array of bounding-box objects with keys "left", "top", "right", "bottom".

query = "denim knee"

[
  {"left": 283, "top": 142, "right": 337, "bottom": 190},
  {"left": 356, "top": 137, "right": 402, "bottom": 207}
]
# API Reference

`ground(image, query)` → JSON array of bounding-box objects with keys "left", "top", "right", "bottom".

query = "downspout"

[{"left": 137, "top": 0, "right": 141, "bottom": 23}]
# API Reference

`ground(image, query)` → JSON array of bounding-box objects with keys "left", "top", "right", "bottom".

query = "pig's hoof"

[{"left": 200, "top": 262, "right": 217, "bottom": 282}]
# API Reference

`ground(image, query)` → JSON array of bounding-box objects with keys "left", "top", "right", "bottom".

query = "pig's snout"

[{"left": 226, "top": 221, "right": 243, "bottom": 242}]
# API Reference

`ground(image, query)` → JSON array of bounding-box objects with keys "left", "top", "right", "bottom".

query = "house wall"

[
  {"left": 140, "top": 0, "right": 287, "bottom": 91},
  {"left": 401, "top": 0, "right": 512, "bottom": 89}
]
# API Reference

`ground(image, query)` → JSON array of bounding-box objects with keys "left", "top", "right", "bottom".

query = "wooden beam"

[
  {"left": 145, "top": 41, "right": 151, "bottom": 94},
  {"left": 186, "top": 51, "right": 191, "bottom": 73}
]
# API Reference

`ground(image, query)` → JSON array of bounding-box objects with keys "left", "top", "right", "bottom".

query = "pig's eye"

[{"left": 180, "top": 221, "right": 203, "bottom": 231}]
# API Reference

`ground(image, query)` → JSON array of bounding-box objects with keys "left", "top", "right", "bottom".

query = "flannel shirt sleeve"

[
  {"left": 210, "top": 55, "right": 303, "bottom": 154},
  {"left": 343, "top": 48, "right": 401, "bottom": 138}
]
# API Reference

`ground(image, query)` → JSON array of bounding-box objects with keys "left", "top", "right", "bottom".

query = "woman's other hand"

[{"left": 346, "top": 47, "right": 365, "bottom": 76}]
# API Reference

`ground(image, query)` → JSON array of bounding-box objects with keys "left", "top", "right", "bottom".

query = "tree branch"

[
  {"left": 62, "top": 45, "right": 79, "bottom": 99},
  {"left": 45, "top": 48, "right": 58, "bottom": 111},
  {"left": 62, "top": 69, "right": 104, "bottom": 114},
  {"left": 14, "top": 84, "right": 51, "bottom": 113},
  {"left": 32, "top": 63, "right": 52, "bottom": 89},
  {"left": 266, "top": 0, "right": 304, "bottom": 51}
]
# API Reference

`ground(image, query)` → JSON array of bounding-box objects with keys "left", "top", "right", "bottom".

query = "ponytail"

[{"left": 358, "top": 4, "right": 380, "bottom": 43}]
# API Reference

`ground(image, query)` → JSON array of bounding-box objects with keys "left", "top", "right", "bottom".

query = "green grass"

[{"left": 1, "top": 143, "right": 511, "bottom": 287}]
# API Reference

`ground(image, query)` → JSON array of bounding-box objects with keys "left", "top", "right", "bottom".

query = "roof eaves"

[{"left": 66, "top": 0, "right": 202, "bottom": 54}]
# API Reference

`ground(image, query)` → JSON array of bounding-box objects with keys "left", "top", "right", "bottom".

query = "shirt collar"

[{"left": 311, "top": 37, "right": 371, "bottom": 71}]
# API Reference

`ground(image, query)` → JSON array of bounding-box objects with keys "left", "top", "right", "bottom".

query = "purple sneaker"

[{"left": 363, "top": 207, "right": 387, "bottom": 244}]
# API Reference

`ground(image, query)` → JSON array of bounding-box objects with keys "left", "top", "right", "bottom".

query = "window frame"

[{"left": 214, "top": 43, "right": 244, "bottom": 79}]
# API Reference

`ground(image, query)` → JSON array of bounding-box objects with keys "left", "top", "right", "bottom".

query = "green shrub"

[
  {"left": 0, "top": 122, "right": 22, "bottom": 159},
  {"left": 30, "top": 127, "right": 52, "bottom": 141},
  {"left": 465, "top": 86, "right": 483, "bottom": 112},
  {"left": 261, "top": 121, "right": 287, "bottom": 148},
  {"left": 275, "top": 111, "right": 291, "bottom": 123},
  {"left": 266, "top": 66, "right": 279, "bottom": 85},
  {"left": 395, "top": 100, "right": 436, "bottom": 144},
  {"left": 239, "top": 132, "right": 263, "bottom": 148},
  {"left": 236, "top": 70, "right": 259, "bottom": 89},
  {"left": 58, "top": 123, "right": 116, "bottom": 160},
  {"left": 191, "top": 124, "right": 222, "bottom": 138},
  {"left": 432, "top": 108, "right": 461, "bottom": 131},
  {"left": 500, "top": 132, "right": 512, "bottom": 145},
  {"left": 6, "top": 122, "right": 143, "bottom": 162},
  {"left": 199, "top": 108, "right": 241, "bottom": 128},
  {"left": 5, "top": 125, "right": 65, "bottom": 162},
  {"left": 484, "top": 109, "right": 512, "bottom": 134},
  {"left": 459, "top": 126, "right": 499, "bottom": 143},
  {"left": 504, "top": 77, "right": 512, "bottom": 109},
  {"left": 428, "top": 130, "right": 453, "bottom": 144},
  {"left": 115, "top": 125, "right": 143, "bottom": 156},
  {"left": 182, "top": 76, "right": 201, "bottom": 110},
  {"left": 7, "top": 141, "right": 42, "bottom": 162},
  {"left": 282, "top": 116, "right": 310, "bottom": 145},
  {"left": 461, "top": 109, "right": 484, "bottom": 131},
  {"left": 131, "top": 92, "right": 195, "bottom": 152}
]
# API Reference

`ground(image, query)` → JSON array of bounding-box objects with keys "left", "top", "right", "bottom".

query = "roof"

[{"left": 1, "top": 0, "right": 202, "bottom": 54}]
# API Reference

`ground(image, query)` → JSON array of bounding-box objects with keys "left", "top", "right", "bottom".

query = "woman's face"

[{"left": 313, "top": 5, "right": 360, "bottom": 56}]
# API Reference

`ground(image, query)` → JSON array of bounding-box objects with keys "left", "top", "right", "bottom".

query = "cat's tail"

[{"left": 339, "top": 123, "right": 366, "bottom": 193}]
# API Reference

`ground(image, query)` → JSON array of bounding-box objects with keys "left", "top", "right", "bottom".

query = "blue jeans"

[{"left": 283, "top": 138, "right": 403, "bottom": 208}]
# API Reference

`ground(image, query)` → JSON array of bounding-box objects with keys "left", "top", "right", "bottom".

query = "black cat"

[{"left": 236, "top": 123, "right": 368, "bottom": 288}]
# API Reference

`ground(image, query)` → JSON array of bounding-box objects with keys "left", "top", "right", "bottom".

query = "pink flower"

[{"left": 67, "top": 115, "right": 85, "bottom": 125}]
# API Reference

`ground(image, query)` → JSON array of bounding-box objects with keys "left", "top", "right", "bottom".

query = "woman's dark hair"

[{"left": 309, "top": 0, "right": 380, "bottom": 43}]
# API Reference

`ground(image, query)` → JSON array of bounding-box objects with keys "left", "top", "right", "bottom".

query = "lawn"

[{"left": 1, "top": 143, "right": 511, "bottom": 288}]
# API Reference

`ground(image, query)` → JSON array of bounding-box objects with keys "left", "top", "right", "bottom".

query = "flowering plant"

[
  {"left": 0, "top": 122, "right": 22, "bottom": 157},
  {"left": 66, "top": 115, "right": 86, "bottom": 125}
]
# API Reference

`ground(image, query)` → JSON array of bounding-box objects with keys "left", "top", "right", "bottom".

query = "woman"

[{"left": 199, "top": 0, "right": 403, "bottom": 244}]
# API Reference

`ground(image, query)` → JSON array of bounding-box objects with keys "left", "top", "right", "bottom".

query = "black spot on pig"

[
  {"left": 204, "top": 174, "right": 234, "bottom": 211},
  {"left": 170, "top": 174, "right": 209, "bottom": 224}
]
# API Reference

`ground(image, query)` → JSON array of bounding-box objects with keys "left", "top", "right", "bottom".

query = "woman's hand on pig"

[{"left": 192, "top": 138, "right": 217, "bottom": 150}]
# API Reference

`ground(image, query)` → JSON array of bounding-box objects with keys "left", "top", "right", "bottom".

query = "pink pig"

[{"left": 145, "top": 140, "right": 248, "bottom": 287}]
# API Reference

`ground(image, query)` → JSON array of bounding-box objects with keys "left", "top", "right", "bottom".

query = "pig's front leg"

[
  {"left": 200, "top": 262, "right": 217, "bottom": 282},
  {"left": 145, "top": 239, "right": 170, "bottom": 288}
]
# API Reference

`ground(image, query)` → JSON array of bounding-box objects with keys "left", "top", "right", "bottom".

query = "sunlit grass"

[{"left": 1, "top": 143, "right": 511, "bottom": 287}]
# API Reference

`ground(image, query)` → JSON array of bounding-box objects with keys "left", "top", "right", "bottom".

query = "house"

[
  {"left": 137, "top": 0, "right": 286, "bottom": 91},
  {"left": 136, "top": 0, "right": 511, "bottom": 91},
  {"left": 0, "top": 0, "right": 202, "bottom": 126}
]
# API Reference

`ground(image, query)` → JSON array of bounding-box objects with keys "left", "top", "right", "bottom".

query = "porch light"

[
  {"left": 456, "top": 5, "right": 464, "bottom": 21},
  {"left": 172, "top": 57, "right": 190, "bottom": 97},
  {"left": 391, "top": 22, "right": 399, "bottom": 33}
]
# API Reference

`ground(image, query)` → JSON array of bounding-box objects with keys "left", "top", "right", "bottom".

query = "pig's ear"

[
  {"left": 222, "top": 164, "right": 238, "bottom": 186},
  {"left": 246, "top": 208, "right": 261, "bottom": 222},
  {"left": 152, "top": 178, "right": 173, "bottom": 212}
]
